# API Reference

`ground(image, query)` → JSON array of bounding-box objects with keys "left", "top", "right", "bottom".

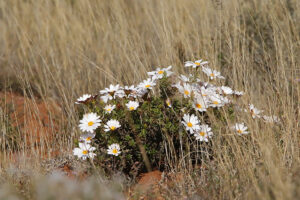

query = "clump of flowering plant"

[{"left": 73, "top": 59, "right": 280, "bottom": 175}]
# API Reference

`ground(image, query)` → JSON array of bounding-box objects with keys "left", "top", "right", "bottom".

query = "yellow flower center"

[
  {"left": 158, "top": 70, "right": 164, "bottom": 74},
  {"left": 210, "top": 73, "right": 215, "bottom": 77},
  {"left": 112, "top": 148, "right": 118, "bottom": 154},
  {"left": 184, "top": 90, "right": 190, "bottom": 95},
  {"left": 196, "top": 103, "right": 202, "bottom": 109},
  {"left": 187, "top": 122, "right": 193, "bottom": 127},
  {"left": 199, "top": 132, "right": 205, "bottom": 136},
  {"left": 106, "top": 108, "right": 111, "bottom": 111},
  {"left": 129, "top": 106, "right": 135, "bottom": 111},
  {"left": 213, "top": 101, "right": 219, "bottom": 105},
  {"left": 86, "top": 137, "right": 92, "bottom": 141},
  {"left": 82, "top": 150, "right": 88, "bottom": 155},
  {"left": 145, "top": 84, "right": 151, "bottom": 88},
  {"left": 237, "top": 129, "right": 243, "bottom": 134},
  {"left": 88, "top": 121, "right": 94, "bottom": 126},
  {"left": 110, "top": 126, "right": 116, "bottom": 130},
  {"left": 194, "top": 62, "right": 201, "bottom": 66}
]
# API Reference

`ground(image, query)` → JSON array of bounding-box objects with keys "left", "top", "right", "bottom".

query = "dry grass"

[{"left": 0, "top": 0, "right": 299, "bottom": 199}]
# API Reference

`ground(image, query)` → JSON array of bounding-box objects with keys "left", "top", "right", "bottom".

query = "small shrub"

[{"left": 73, "top": 59, "right": 280, "bottom": 176}]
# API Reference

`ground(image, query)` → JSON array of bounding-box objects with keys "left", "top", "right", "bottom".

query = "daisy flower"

[
  {"left": 124, "top": 85, "right": 136, "bottom": 96},
  {"left": 126, "top": 101, "right": 139, "bottom": 111},
  {"left": 220, "top": 86, "right": 233, "bottom": 95},
  {"left": 104, "top": 104, "right": 116, "bottom": 114},
  {"left": 185, "top": 59, "right": 208, "bottom": 68},
  {"left": 172, "top": 81, "right": 182, "bottom": 89},
  {"left": 178, "top": 83, "right": 193, "bottom": 98},
  {"left": 99, "top": 85, "right": 117, "bottom": 101},
  {"left": 209, "top": 95, "right": 226, "bottom": 108},
  {"left": 197, "top": 86, "right": 214, "bottom": 99},
  {"left": 79, "top": 133, "right": 96, "bottom": 144},
  {"left": 248, "top": 104, "right": 263, "bottom": 118},
  {"left": 202, "top": 67, "right": 225, "bottom": 80},
  {"left": 232, "top": 123, "right": 249, "bottom": 135},
  {"left": 194, "top": 124, "right": 213, "bottom": 142},
  {"left": 124, "top": 85, "right": 143, "bottom": 98},
  {"left": 100, "top": 95, "right": 111, "bottom": 103},
  {"left": 179, "top": 74, "right": 193, "bottom": 82},
  {"left": 193, "top": 95, "right": 208, "bottom": 112},
  {"left": 100, "top": 84, "right": 120, "bottom": 96},
  {"left": 233, "top": 90, "right": 244, "bottom": 96},
  {"left": 104, "top": 119, "right": 121, "bottom": 132},
  {"left": 166, "top": 98, "right": 172, "bottom": 108},
  {"left": 107, "top": 143, "right": 121, "bottom": 156},
  {"left": 138, "top": 78, "right": 156, "bottom": 90},
  {"left": 182, "top": 114, "right": 201, "bottom": 134},
  {"left": 75, "top": 94, "right": 92, "bottom": 104},
  {"left": 100, "top": 84, "right": 125, "bottom": 101},
  {"left": 73, "top": 143, "right": 96, "bottom": 160},
  {"left": 262, "top": 115, "right": 280, "bottom": 123},
  {"left": 136, "top": 87, "right": 149, "bottom": 98},
  {"left": 147, "top": 65, "right": 173, "bottom": 80},
  {"left": 79, "top": 113, "right": 101, "bottom": 133}
]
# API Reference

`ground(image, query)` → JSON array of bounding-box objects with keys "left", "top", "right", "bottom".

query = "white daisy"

[
  {"left": 104, "top": 119, "right": 121, "bottom": 132},
  {"left": 234, "top": 90, "right": 244, "bottom": 96},
  {"left": 79, "top": 113, "right": 101, "bottom": 133},
  {"left": 100, "top": 95, "right": 111, "bottom": 103},
  {"left": 220, "top": 86, "right": 233, "bottom": 95},
  {"left": 197, "top": 86, "right": 214, "bottom": 99},
  {"left": 75, "top": 94, "right": 92, "bottom": 104},
  {"left": 147, "top": 65, "right": 173, "bottom": 80},
  {"left": 79, "top": 133, "right": 96, "bottom": 144},
  {"left": 249, "top": 104, "right": 263, "bottom": 118},
  {"left": 138, "top": 78, "right": 156, "bottom": 90},
  {"left": 209, "top": 95, "right": 226, "bottom": 108},
  {"left": 124, "top": 85, "right": 143, "bottom": 98},
  {"left": 104, "top": 104, "right": 116, "bottom": 114},
  {"left": 232, "top": 123, "right": 249, "bottom": 135},
  {"left": 172, "top": 81, "right": 182, "bottom": 89},
  {"left": 73, "top": 143, "right": 96, "bottom": 160},
  {"left": 126, "top": 101, "right": 139, "bottom": 111},
  {"left": 124, "top": 85, "right": 136, "bottom": 96},
  {"left": 136, "top": 87, "right": 149, "bottom": 97},
  {"left": 99, "top": 85, "right": 116, "bottom": 102},
  {"left": 179, "top": 74, "right": 193, "bottom": 82},
  {"left": 193, "top": 95, "right": 208, "bottom": 112},
  {"left": 185, "top": 59, "right": 208, "bottom": 68},
  {"left": 100, "top": 84, "right": 119, "bottom": 96},
  {"left": 202, "top": 67, "right": 225, "bottom": 80},
  {"left": 262, "top": 115, "right": 280, "bottom": 123},
  {"left": 100, "top": 84, "right": 125, "bottom": 100},
  {"left": 178, "top": 83, "right": 193, "bottom": 98},
  {"left": 107, "top": 143, "right": 121, "bottom": 156},
  {"left": 182, "top": 114, "right": 201, "bottom": 134},
  {"left": 194, "top": 124, "right": 213, "bottom": 142}
]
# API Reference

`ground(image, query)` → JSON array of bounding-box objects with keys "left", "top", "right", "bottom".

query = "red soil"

[
  {"left": 138, "top": 170, "right": 162, "bottom": 189},
  {"left": 128, "top": 170, "right": 164, "bottom": 199},
  {"left": 0, "top": 92, "right": 62, "bottom": 160}
]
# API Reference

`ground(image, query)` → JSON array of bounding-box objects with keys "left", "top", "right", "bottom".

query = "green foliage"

[
  {"left": 74, "top": 66, "right": 277, "bottom": 176},
  {"left": 76, "top": 76, "right": 210, "bottom": 175}
]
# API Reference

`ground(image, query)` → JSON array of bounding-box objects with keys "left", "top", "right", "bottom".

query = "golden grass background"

[{"left": 0, "top": 0, "right": 299, "bottom": 199}]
